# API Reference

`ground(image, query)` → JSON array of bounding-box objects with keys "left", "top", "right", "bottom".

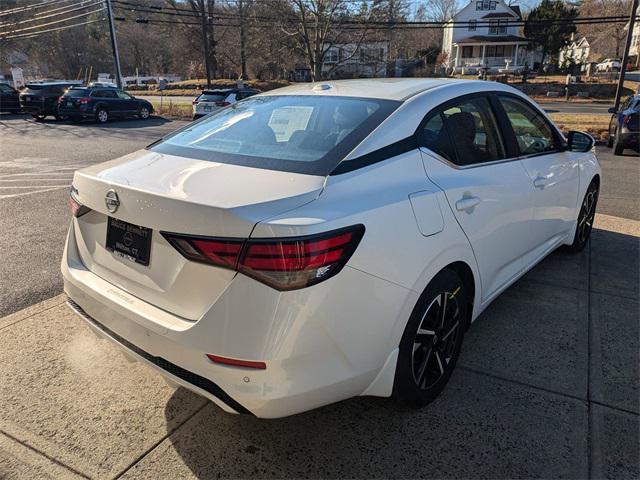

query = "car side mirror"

[
  {"left": 607, "top": 107, "right": 616, "bottom": 114},
  {"left": 567, "top": 131, "right": 594, "bottom": 152}
]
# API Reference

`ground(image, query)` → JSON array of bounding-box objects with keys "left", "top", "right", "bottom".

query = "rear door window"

[
  {"left": 421, "top": 96, "right": 505, "bottom": 166},
  {"left": 198, "top": 92, "right": 228, "bottom": 102},
  {"left": 65, "top": 89, "right": 90, "bottom": 97}
]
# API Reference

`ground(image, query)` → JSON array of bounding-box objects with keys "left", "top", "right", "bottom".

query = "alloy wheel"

[
  {"left": 98, "top": 110, "right": 108, "bottom": 123},
  {"left": 140, "top": 107, "right": 149, "bottom": 119},
  {"left": 577, "top": 186, "right": 598, "bottom": 244},
  {"left": 411, "top": 288, "right": 462, "bottom": 389}
]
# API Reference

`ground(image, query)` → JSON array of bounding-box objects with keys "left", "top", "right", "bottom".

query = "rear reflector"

[
  {"left": 206, "top": 354, "right": 266, "bottom": 369},
  {"left": 162, "top": 225, "right": 365, "bottom": 290}
]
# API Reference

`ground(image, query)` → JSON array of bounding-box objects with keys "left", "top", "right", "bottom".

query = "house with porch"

[{"left": 441, "top": 0, "right": 540, "bottom": 73}]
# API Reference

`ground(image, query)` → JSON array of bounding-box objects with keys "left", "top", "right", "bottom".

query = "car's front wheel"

[
  {"left": 394, "top": 268, "right": 468, "bottom": 409},
  {"left": 564, "top": 180, "right": 599, "bottom": 253},
  {"left": 138, "top": 106, "right": 150, "bottom": 119},
  {"left": 95, "top": 108, "right": 108, "bottom": 124}
]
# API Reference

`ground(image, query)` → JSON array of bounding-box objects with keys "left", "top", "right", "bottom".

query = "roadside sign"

[{"left": 11, "top": 68, "right": 24, "bottom": 89}]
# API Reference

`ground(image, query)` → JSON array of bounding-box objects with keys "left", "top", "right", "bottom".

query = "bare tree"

[
  {"left": 423, "top": 0, "right": 460, "bottom": 23},
  {"left": 275, "top": 0, "right": 378, "bottom": 81},
  {"left": 577, "top": 0, "right": 631, "bottom": 59}
]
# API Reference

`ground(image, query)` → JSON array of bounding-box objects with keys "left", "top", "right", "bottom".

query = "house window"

[
  {"left": 468, "top": 20, "right": 477, "bottom": 31},
  {"left": 476, "top": 0, "right": 496, "bottom": 10},
  {"left": 486, "top": 45, "right": 505, "bottom": 57},
  {"left": 462, "top": 46, "right": 474, "bottom": 58},
  {"left": 326, "top": 49, "right": 340, "bottom": 64},
  {"left": 489, "top": 20, "right": 507, "bottom": 35}
]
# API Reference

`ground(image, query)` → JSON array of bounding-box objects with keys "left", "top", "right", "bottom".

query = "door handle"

[
  {"left": 455, "top": 196, "right": 481, "bottom": 212},
  {"left": 533, "top": 174, "right": 551, "bottom": 189}
]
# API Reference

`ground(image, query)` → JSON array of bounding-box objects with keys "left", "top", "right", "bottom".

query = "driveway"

[{"left": 0, "top": 115, "right": 638, "bottom": 479}]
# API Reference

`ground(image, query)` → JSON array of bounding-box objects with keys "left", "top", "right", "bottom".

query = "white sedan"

[{"left": 62, "top": 79, "right": 601, "bottom": 418}]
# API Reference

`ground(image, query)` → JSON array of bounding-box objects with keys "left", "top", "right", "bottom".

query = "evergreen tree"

[{"left": 524, "top": 0, "right": 578, "bottom": 69}]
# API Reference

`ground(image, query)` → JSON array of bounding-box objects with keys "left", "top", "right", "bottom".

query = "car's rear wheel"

[
  {"left": 564, "top": 180, "right": 599, "bottom": 253},
  {"left": 95, "top": 108, "right": 108, "bottom": 124},
  {"left": 394, "top": 268, "right": 468, "bottom": 409},
  {"left": 138, "top": 106, "right": 150, "bottom": 119},
  {"left": 607, "top": 129, "right": 614, "bottom": 148}
]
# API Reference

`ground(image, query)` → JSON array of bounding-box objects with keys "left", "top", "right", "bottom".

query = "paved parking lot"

[{"left": 0, "top": 114, "right": 638, "bottom": 479}]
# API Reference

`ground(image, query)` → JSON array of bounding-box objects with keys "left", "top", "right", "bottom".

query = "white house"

[
  {"left": 627, "top": 5, "right": 640, "bottom": 64},
  {"left": 322, "top": 41, "right": 389, "bottom": 78},
  {"left": 442, "top": 0, "right": 540, "bottom": 73},
  {"left": 558, "top": 35, "right": 591, "bottom": 68}
]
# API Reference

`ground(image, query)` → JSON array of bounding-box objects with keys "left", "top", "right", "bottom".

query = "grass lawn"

[{"left": 548, "top": 113, "right": 610, "bottom": 141}]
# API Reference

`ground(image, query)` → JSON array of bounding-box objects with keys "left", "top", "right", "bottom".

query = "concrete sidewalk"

[{"left": 0, "top": 214, "right": 638, "bottom": 479}]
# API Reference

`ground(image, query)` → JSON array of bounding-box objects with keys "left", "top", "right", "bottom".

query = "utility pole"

[
  {"left": 239, "top": 0, "right": 247, "bottom": 80},
  {"left": 614, "top": 0, "right": 638, "bottom": 110},
  {"left": 200, "top": 0, "right": 212, "bottom": 88},
  {"left": 105, "top": 0, "right": 123, "bottom": 88}
]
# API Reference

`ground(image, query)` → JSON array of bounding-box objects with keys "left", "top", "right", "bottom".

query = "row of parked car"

[{"left": 0, "top": 82, "right": 154, "bottom": 123}]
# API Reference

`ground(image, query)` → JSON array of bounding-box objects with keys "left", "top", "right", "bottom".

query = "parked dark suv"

[
  {"left": 607, "top": 95, "right": 640, "bottom": 155},
  {"left": 0, "top": 83, "right": 21, "bottom": 113},
  {"left": 19, "top": 82, "right": 75, "bottom": 120},
  {"left": 58, "top": 86, "right": 154, "bottom": 123}
]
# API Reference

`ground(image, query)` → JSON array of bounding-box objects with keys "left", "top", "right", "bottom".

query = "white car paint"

[{"left": 62, "top": 79, "right": 601, "bottom": 418}]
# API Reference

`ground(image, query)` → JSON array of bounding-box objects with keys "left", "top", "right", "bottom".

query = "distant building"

[
  {"left": 441, "top": 0, "right": 541, "bottom": 73},
  {"left": 558, "top": 36, "right": 591, "bottom": 68}
]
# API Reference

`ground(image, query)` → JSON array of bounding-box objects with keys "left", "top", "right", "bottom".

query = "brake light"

[
  {"left": 623, "top": 114, "right": 631, "bottom": 126},
  {"left": 79, "top": 97, "right": 90, "bottom": 104},
  {"left": 68, "top": 188, "right": 90, "bottom": 217},
  {"left": 162, "top": 225, "right": 365, "bottom": 290},
  {"left": 192, "top": 99, "right": 198, "bottom": 105},
  {"left": 215, "top": 101, "right": 230, "bottom": 107}
]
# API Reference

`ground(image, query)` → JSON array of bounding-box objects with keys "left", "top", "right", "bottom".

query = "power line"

[
  {"left": 0, "top": 5, "right": 105, "bottom": 37},
  {"left": 0, "top": 0, "right": 104, "bottom": 28},
  {"left": 1, "top": 17, "right": 105, "bottom": 40},
  {"left": 0, "top": 0, "right": 68, "bottom": 17}
]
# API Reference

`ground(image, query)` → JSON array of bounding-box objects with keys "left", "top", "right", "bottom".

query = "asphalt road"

[
  {"left": 0, "top": 114, "right": 188, "bottom": 318},
  {"left": 0, "top": 113, "right": 637, "bottom": 319}
]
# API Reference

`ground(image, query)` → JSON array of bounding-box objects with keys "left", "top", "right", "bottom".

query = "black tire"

[
  {"left": 563, "top": 180, "right": 599, "bottom": 253},
  {"left": 95, "top": 107, "right": 108, "bottom": 123},
  {"left": 138, "top": 106, "right": 150, "bottom": 120},
  {"left": 613, "top": 135, "right": 624, "bottom": 155},
  {"left": 394, "top": 268, "right": 468, "bottom": 409},
  {"left": 32, "top": 114, "right": 46, "bottom": 121},
  {"left": 606, "top": 132, "right": 614, "bottom": 148}
]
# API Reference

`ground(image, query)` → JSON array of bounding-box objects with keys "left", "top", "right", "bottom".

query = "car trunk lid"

[{"left": 71, "top": 149, "right": 325, "bottom": 320}]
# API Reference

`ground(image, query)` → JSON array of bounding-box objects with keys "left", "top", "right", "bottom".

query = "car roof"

[{"left": 259, "top": 78, "right": 459, "bottom": 101}]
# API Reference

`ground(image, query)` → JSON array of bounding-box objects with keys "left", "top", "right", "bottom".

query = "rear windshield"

[
  {"left": 197, "top": 92, "right": 228, "bottom": 102},
  {"left": 64, "top": 88, "right": 90, "bottom": 97},
  {"left": 151, "top": 95, "right": 400, "bottom": 175},
  {"left": 24, "top": 85, "right": 68, "bottom": 94}
]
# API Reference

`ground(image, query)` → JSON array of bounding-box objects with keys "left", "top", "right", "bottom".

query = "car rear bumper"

[{"left": 62, "top": 222, "right": 415, "bottom": 418}]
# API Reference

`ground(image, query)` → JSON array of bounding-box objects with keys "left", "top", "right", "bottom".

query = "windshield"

[{"left": 151, "top": 95, "right": 400, "bottom": 175}]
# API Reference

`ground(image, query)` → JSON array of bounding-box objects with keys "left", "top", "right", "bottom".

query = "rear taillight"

[
  {"left": 162, "top": 225, "right": 365, "bottom": 290},
  {"left": 623, "top": 114, "right": 631, "bottom": 126},
  {"left": 79, "top": 97, "right": 90, "bottom": 104},
  {"left": 192, "top": 99, "right": 198, "bottom": 105},
  {"left": 215, "top": 101, "right": 230, "bottom": 107},
  {"left": 68, "top": 188, "right": 90, "bottom": 217}
]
